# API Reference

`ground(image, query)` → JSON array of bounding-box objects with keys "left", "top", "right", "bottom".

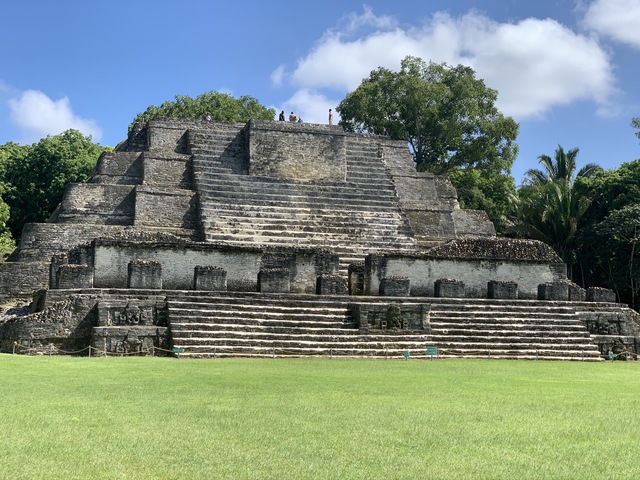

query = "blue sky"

[{"left": 1, "top": 0, "right": 639, "bottom": 184}]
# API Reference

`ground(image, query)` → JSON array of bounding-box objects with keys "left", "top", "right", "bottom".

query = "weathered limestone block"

[
  {"left": 92, "top": 326, "right": 168, "bottom": 357},
  {"left": 538, "top": 282, "right": 569, "bottom": 301},
  {"left": 586, "top": 287, "right": 616, "bottom": 303},
  {"left": 258, "top": 268, "right": 290, "bottom": 293},
  {"left": 348, "top": 263, "right": 365, "bottom": 296},
  {"left": 194, "top": 265, "right": 227, "bottom": 291},
  {"left": 56, "top": 264, "right": 94, "bottom": 289},
  {"left": 487, "top": 280, "right": 518, "bottom": 299},
  {"left": 568, "top": 282, "right": 586, "bottom": 301},
  {"left": 380, "top": 276, "right": 410, "bottom": 297},
  {"left": 247, "top": 120, "right": 347, "bottom": 182},
  {"left": 434, "top": 279, "right": 465, "bottom": 298},
  {"left": 128, "top": 260, "right": 162, "bottom": 289},
  {"left": 316, "top": 275, "right": 348, "bottom": 295}
]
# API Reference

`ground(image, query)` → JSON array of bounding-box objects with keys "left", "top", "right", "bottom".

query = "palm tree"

[{"left": 512, "top": 145, "right": 601, "bottom": 276}]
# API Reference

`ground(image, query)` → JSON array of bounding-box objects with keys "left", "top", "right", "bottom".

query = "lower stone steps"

[{"left": 165, "top": 293, "right": 604, "bottom": 361}]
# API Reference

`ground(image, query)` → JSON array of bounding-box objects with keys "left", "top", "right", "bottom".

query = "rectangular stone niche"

[
  {"left": 348, "top": 263, "right": 365, "bottom": 296},
  {"left": 258, "top": 268, "right": 290, "bottom": 293},
  {"left": 434, "top": 279, "right": 465, "bottom": 298},
  {"left": 487, "top": 280, "right": 518, "bottom": 299},
  {"left": 194, "top": 265, "right": 227, "bottom": 291},
  {"left": 128, "top": 260, "right": 162, "bottom": 289}
]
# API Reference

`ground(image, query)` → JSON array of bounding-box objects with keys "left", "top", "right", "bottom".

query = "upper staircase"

[{"left": 189, "top": 129, "right": 417, "bottom": 273}]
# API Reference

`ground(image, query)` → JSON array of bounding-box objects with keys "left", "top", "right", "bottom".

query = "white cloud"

[
  {"left": 8, "top": 90, "right": 102, "bottom": 143},
  {"left": 270, "top": 65, "right": 286, "bottom": 86},
  {"left": 583, "top": 0, "right": 640, "bottom": 49},
  {"left": 281, "top": 89, "right": 340, "bottom": 125},
  {"left": 281, "top": 8, "right": 617, "bottom": 120}
]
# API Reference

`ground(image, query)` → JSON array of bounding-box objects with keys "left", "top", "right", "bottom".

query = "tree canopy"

[
  {"left": 575, "top": 159, "right": 640, "bottom": 308},
  {"left": 2, "top": 130, "right": 107, "bottom": 239},
  {"left": 129, "top": 91, "right": 276, "bottom": 133},
  {"left": 336, "top": 56, "right": 519, "bottom": 175},
  {"left": 511, "top": 145, "right": 601, "bottom": 271}
]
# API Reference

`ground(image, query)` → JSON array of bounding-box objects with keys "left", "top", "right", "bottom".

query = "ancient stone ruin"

[{"left": 1, "top": 118, "right": 638, "bottom": 359}]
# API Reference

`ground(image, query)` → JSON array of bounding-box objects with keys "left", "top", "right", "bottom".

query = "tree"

[
  {"left": 583, "top": 204, "right": 640, "bottom": 310},
  {"left": 575, "top": 159, "right": 640, "bottom": 307},
  {"left": 448, "top": 167, "right": 516, "bottom": 233},
  {"left": 129, "top": 91, "right": 276, "bottom": 133},
  {"left": 633, "top": 117, "right": 640, "bottom": 143},
  {"left": 512, "top": 145, "right": 601, "bottom": 274},
  {"left": 337, "top": 56, "right": 519, "bottom": 175},
  {"left": 0, "top": 142, "right": 30, "bottom": 253},
  {"left": 2, "top": 130, "right": 107, "bottom": 239}
]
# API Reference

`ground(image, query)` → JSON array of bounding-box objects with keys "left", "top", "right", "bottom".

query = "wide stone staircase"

[
  {"left": 426, "top": 301, "right": 602, "bottom": 360},
  {"left": 189, "top": 130, "right": 417, "bottom": 273},
  {"left": 167, "top": 293, "right": 602, "bottom": 360}
]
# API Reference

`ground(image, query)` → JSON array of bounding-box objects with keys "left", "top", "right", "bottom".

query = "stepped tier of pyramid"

[{"left": 1, "top": 118, "right": 638, "bottom": 359}]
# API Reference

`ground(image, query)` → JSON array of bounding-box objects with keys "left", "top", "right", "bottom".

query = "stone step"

[
  {"left": 199, "top": 199, "right": 407, "bottom": 215},
  {"left": 429, "top": 313, "right": 580, "bottom": 323},
  {"left": 428, "top": 333, "right": 596, "bottom": 345},
  {"left": 169, "top": 300, "right": 348, "bottom": 314},
  {"left": 202, "top": 223, "right": 414, "bottom": 241},
  {"left": 200, "top": 232, "right": 418, "bottom": 250},
  {"left": 173, "top": 344, "right": 601, "bottom": 361},
  {"left": 198, "top": 201, "right": 408, "bottom": 218},
  {"left": 194, "top": 180, "right": 399, "bottom": 203},
  {"left": 169, "top": 310, "right": 348, "bottom": 325},
  {"left": 171, "top": 323, "right": 354, "bottom": 335},
  {"left": 429, "top": 323, "right": 590, "bottom": 333}
]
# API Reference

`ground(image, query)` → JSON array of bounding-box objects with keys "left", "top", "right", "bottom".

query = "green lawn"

[{"left": 1, "top": 355, "right": 639, "bottom": 479}]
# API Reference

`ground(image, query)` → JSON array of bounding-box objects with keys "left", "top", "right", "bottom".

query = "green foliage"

[
  {"left": 632, "top": 117, "right": 640, "bottom": 142},
  {"left": 512, "top": 145, "right": 601, "bottom": 271},
  {"left": 2, "top": 130, "right": 106, "bottom": 239},
  {"left": 2, "top": 356, "right": 640, "bottom": 479},
  {"left": 449, "top": 167, "right": 516, "bottom": 233},
  {"left": 129, "top": 91, "right": 276, "bottom": 133},
  {"left": 576, "top": 160, "right": 640, "bottom": 308},
  {"left": 586, "top": 204, "right": 640, "bottom": 309},
  {"left": 337, "top": 56, "right": 519, "bottom": 175}
]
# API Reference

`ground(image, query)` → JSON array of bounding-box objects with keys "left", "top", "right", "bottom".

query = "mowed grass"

[{"left": 1, "top": 355, "right": 639, "bottom": 480}]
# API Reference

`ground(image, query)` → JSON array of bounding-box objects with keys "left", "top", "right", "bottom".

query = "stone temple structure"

[{"left": 0, "top": 118, "right": 638, "bottom": 360}]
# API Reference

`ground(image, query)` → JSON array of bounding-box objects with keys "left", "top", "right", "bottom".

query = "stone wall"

[
  {"left": 91, "top": 240, "right": 335, "bottom": 293},
  {"left": 90, "top": 151, "right": 143, "bottom": 184},
  {"left": 0, "top": 262, "right": 49, "bottom": 301},
  {"left": 141, "top": 153, "right": 193, "bottom": 189},
  {"left": 365, "top": 238, "right": 567, "bottom": 299},
  {"left": 134, "top": 187, "right": 198, "bottom": 230},
  {"left": 53, "top": 184, "right": 136, "bottom": 225},
  {"left": 380, "top": 142, "right": 495, "bottom": 245},
  {"left": 247, "top": 119, "right": 347, "bottom": 182}
]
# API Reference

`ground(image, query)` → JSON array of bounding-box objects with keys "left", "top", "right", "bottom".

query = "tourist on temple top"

[
  {"left": 328, "top": 108, "right": 333, "bottom": 125},
  {"left": 203, "top": 113, "right": 212, "bottom": 122},
  {"left": 278, "top": 110, "right": 285, "bottom": 121},
  {"left": 289, "top": 112, "right": 297, "bottom": 122},
  {"left": 297, "top": 116, "right": 303, "bottom": 123}
]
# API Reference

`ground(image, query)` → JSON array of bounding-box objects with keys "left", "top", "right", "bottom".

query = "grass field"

[{"left": 1, "top": 355, "right": 639, "bottom": 479}]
